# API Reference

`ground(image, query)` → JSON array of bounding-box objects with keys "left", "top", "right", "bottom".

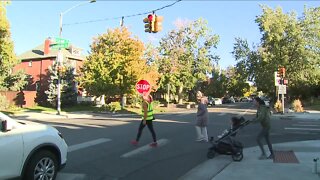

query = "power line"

[{"left": 63, "top": 0, "right": 182, "bottom": 26}]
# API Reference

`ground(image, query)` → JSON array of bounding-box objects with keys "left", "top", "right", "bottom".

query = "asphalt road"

[{"left": 25, "top": 102, "right": 319, "bottom": 180}]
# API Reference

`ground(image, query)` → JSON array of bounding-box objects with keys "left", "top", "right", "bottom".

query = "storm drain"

[{"left": 273, "top": 150, "right": 299, "bottom": 163}]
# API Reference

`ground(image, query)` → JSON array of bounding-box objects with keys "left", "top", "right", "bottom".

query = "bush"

[
  {"left": 292, "top": 99, "right": 304, "bottom": 112},
  {"left": 0, "top": 95, "right": 10, "bottom": 110},
  {"left": 153, "top": 100, "right": 160, "bottom": 107},
  {"left": 128, "top": 94, "right": 141, "bottom": 108},
  {"left": 100, "top": 102, "right": 122, "bottom": 113},
  {"left": 274, "top": 100, "right": 282, "bottom": 113}
]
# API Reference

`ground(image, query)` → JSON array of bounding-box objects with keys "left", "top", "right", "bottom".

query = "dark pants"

[
  {"left": 136, "top": 120, "right": 157, "bottom": 142},
  {"left": 257, "top": 128, "right": 274, "bottom": 155}
]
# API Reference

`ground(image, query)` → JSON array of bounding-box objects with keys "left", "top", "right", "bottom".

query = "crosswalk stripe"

[
  {"left": 68, "top": 138, "right": 111, "bottom": 152},
  {"left": 217, "top": 113, "right": 226, "bottom": 116},
  {"left": 285, "top": 127, "right": 320, "bottom": 131},
  {"left": 292, "top": 124, "right": 320, "bottom": 127},
  {"left": 121, "top": 138, "right": 169, "bottom": 158},
  {"left": 56, "top": 173, "right": 86, "bottom": 180}
]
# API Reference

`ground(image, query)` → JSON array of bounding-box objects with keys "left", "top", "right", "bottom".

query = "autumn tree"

[
  {"left": 157, "top": 18, "right": 220, "bottom": 103},
  {"left": 0, "top": 1, "right": 27, "bottom": 91},
  {"left": 78, "top": 27, "right": 158, "bottom": 102}
]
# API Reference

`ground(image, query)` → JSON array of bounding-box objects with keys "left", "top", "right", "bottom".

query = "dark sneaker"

[
  {"left": 149, "top": 142, "right": 158, "bottom": 147},
  {"left": 258, "top": 154, "right": 267, "bottom": 160},
  {"left": 268, "top": 154, "right": 274, "bottom": 159},
  {"left": 131, "top": 140, "right": 138, "bottom": 146}
]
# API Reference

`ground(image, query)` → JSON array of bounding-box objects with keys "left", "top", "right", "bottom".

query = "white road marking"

[
  {"left": 284, "top": 127, "right": 320, "bottom": 131},
  {"left": 292, "top": 124, "right": 320, "bottom": 127},
  {"left": 68, "top": 138, "right": 111, "bottom": 152},
  {"left": 297, "top": 121, "right": 320, "bottom": 124},
  {"left": 155, "top": 119, "right": 189, "bottom": 124},
  {"left": 121, "top": 138, "right": 169, "bottom": 158},
  {"left": 217, "top": 113, "right": 226, "bottom": 116},
  {"left": 56, "top": 173, "right": 87, "bottom": 180},
  {"left": 240, "top": 109, "right": 250, "bottom": 116}
]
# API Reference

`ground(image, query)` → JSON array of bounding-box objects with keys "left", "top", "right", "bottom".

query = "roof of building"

[{"left": 17, "top": 43, "right": 86, "bottom": 61}]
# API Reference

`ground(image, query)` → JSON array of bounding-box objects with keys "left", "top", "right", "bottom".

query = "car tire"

[{"left": 24, "top": 150, "right": 58, "bottom": 180}]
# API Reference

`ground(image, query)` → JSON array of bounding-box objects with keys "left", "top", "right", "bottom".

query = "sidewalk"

[
  {"left": 179, "top": 110, "right": 320, "bottom": 180},
  {"left": 272, "top": 110, "right": 320, "bottom": 121},
  {"left": 179, "top": 140, "right": 320, "bottom": 180}
]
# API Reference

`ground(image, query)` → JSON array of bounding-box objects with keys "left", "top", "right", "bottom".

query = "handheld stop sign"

[{"left": 136, "top": 80, "right": 150, "bottom": 94}]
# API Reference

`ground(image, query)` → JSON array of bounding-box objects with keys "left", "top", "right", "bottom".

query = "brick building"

[{"left": 13, "top": 38, "right": 85, "bottom": 106}]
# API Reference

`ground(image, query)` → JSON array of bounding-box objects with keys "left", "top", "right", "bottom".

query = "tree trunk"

[{"left": 178, "top": 86, "right": 183, "bottom": 104}]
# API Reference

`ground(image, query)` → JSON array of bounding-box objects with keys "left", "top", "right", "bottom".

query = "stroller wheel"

[
  {"left": 232, "top": 152, "right": 243, "bottom": 161},
  {"left": 207, "top": 150, "right": 216, "bottom": 159}
]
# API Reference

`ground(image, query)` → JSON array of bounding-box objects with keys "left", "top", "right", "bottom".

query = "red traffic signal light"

[
  {"left": 143, "top": 14, "right": 155, "bottom": 33},
  {"left": 278, "top": 67, "right": 286, "bottom": 78}
]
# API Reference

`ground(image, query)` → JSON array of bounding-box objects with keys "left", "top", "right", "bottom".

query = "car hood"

[{"left": 14, "top": 120, "right": 57, "bottom": 133}]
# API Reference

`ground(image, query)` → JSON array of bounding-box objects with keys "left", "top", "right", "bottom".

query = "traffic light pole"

[{"left": 281, "top": 77, "right": 285, "bottom": 114}]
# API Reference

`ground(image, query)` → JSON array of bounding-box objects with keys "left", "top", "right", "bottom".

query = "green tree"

[
  {"left": 256, "top": 5, "right": 320, "bottom": 98},
  {"left": 157, "top": 18, "right": 220, "bottom": 103},
  {"left": 233, "top": 5, "right": 320, "bottom": 99},
  {"left": 78, "top": 27, "right": 151, "bottom": 99},
  {"left": 0, "top": 1, "right": 27, "bottom": 91},
  {"left": 45, "top": 63, "right": 77, "bottom": 107}
]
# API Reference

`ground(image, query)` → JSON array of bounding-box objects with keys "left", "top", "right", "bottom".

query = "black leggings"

[
  {"left": 136, "top": 120, "right": 157, "bottom": 142},
  {"left": 257, "top": 128, "right": 274, "bottom": 155}
]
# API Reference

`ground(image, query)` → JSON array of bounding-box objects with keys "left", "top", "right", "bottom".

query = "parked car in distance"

[
  {"left": 240, "top": 97, "right": 250, "bottom": 102},
  {"left": 0, "top": 112, "right": 68, "bottom": 180},
  {"left": 208, "top": 98, "right": 222, "bottom": 106},
  {"left": 222, "top": 97, "right": 236, "bottom": 104}
]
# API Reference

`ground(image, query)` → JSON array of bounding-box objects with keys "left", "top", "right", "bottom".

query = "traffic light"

[
  {"left": 143, "top": 14, "right": 155, "bottom": 33},
  {"left": 278, "top": 67, "right": 286, "bottom": 78},
  {"left": 153, "top": 15, "right": 163, "bottom": 33}
]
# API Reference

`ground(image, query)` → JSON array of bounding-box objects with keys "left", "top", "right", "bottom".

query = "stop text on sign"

[{"left": 136, "top": 80, "right": 150, "bottom": 94}]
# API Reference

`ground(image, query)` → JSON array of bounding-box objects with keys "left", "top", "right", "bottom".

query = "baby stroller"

[{"left": 207, "top": 116, "right": 250, "bottom": 161}]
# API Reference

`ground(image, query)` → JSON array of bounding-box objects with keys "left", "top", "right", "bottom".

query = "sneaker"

[
  {"left": 196, "top": 138, "right": 204, "bottom": 142},
  {"left": 258, "top": 154, "right": 267, "bottom": 160},
  {"left": 268, "top": 154, "right": 274, "bottom": 159},
  {"left": 149, "top": 142, "right": 158, "bottom": 147},
  {"left": 131, "top": 140, "right": 138, "bottom": 146}
]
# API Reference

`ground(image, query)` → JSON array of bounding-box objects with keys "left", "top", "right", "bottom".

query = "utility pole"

[{"left": 56, "top": 0, "right": 96, "bottom": 115}]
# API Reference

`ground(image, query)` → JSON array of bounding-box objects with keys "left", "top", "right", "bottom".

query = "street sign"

[
  {"left": 278, "top": 85, "right": 287, "bottom": 94},
  {"left": 50, "top": 37, "right": 70, "bottom": 49},
  {"left": 136, "top": 80, "right": 150, "bottom": 94}
]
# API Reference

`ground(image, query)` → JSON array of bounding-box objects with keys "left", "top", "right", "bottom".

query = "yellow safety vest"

[{"left": 141, "top": 101, "right": 154, "bottom": 120}]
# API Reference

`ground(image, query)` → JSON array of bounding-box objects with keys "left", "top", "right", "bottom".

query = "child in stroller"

[{"left": 207, "top": 116, "right": 250, "bottom": 161}]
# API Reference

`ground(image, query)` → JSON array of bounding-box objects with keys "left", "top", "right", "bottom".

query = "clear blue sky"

[{"left": 6, "top": 1, "right": 320, "bottom": 69}]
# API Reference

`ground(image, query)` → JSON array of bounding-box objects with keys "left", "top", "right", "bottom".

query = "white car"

[
  {"left": 208, "top": 98, "right": 222, "bottom": 106},
  {"left": 0, "top": 112, "right": 68, "bottom": 180}
]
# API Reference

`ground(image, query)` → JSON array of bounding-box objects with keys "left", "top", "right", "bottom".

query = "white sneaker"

[{"left": 196, "top": 138, "right": 204, "bottom": 142}]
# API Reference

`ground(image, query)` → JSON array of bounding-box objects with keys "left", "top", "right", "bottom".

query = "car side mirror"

[{"left": 1, "top": 120, "right": 7, "bottom": 132}]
